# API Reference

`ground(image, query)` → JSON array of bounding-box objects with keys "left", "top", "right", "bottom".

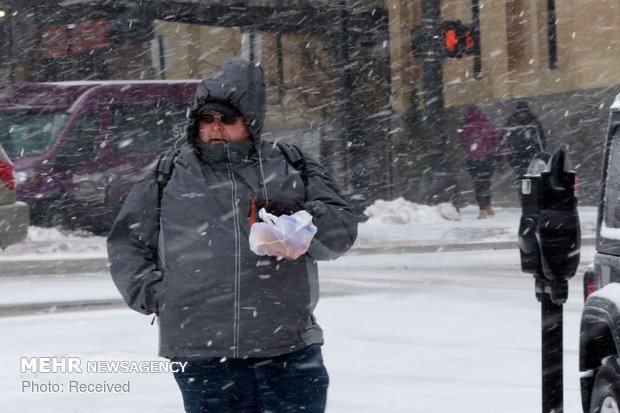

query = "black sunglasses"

[{"left": 198, "top": 113, "right": 239, "bottom": 125}]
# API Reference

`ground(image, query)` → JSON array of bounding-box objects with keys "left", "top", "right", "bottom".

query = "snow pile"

[
  {"left": 26, "top": 226, "right": 95, "bottom": 242},
  {"left": 0, "top": 226, "right": 108, "bottom": 259},
  {"left": 0, "top": 203, "right": 598, "bottom": 258},
  {"left": 363, "top": 197, "right": 461, "bottom": 225}
]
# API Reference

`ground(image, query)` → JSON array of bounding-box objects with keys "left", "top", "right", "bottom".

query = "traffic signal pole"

[
  {"left": 419, "top": 0, "right": 454, "bottom": 204},
  {"left": 421, "top": 0, "right": 444, "bottom": 119},
  {"left": 410, "top": 3, "right": 481, "bottom": 204}
]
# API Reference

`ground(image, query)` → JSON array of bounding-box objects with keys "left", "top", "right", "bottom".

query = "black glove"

[{"left": 254, "top": 200, "right": 305, "bottom": 216}]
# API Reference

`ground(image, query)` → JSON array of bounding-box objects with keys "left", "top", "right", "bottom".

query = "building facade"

[{"left": 0, "top": 0, "right": 619, "bottom": 204}]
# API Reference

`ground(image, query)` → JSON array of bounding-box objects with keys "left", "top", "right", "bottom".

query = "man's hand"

[{"left": 254, "top": 200, "right": 304, "bottom": 216}]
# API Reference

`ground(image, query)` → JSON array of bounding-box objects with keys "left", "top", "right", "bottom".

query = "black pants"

[
  {"left": 172, "top": 344, "right": 329, "bottom": 413},
  {"left": 466, "top": 158, "right": 495, "bottom": 210}
]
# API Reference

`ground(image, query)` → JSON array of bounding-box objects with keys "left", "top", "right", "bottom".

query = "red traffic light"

[
  {"left": 445, "top": 28, "right": 459, "bottom": 55},
  {"left": 442, "top": 20, "right": 478, "bottom": 58},
  {"left": 465, "top": 30, "right": 475, "bottom": 50}
]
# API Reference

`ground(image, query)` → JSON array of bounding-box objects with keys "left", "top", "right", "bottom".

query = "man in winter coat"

[
  {"left": 502, "top": 100, "right": 546, "bottom": 178},
  {"left": 458, "top": 105, "right": 503, "bottom": 219},
  {"left": 107, "top": 58, "right": 358, "bottom": 413}
]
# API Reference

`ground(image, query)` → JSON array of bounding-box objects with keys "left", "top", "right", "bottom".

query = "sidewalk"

[
  {"left": 0, "top": 203, "right": 598, "bottom": 263},
  {"left": 355, "top": 203, "right": 597, "bottom": 252}
]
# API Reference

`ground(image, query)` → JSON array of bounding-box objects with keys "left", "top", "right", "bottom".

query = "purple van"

[{"left": 0, "top": 80, "right": 199, "bottom": 233}]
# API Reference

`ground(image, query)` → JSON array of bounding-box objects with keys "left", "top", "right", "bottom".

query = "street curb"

[
  {"left": 348, "top": 237, "right": 595, "bottom": 255},
  {"left": 0, "top": 238, "right": 596, "bottom": 275},
  {"left": 0, "top": 258, "right": 109, "bottom": 277},
  {"left": 0, "top": 299, "right": 126, "bottom": 317},
  {"left": 349, "top": 241, "right": 519, "bottom": 255}
]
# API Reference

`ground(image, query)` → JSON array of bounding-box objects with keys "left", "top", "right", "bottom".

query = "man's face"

[{"left": 198, "top": 111, "right": 251, "bottom": 144}]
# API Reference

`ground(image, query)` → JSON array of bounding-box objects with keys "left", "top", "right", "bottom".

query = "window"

[
  {"left": 0, "top": 111, "right": 68, "bottom": 158},
  {"left": 603, "top": 127, "right": 620, "bottom": 230},
  {"left": 546, "top": 0, "right": 557, "bottom": 69},
  {"left": 53, "top": 112, "right": 101, "bottom": 170},
  {"left": 111, "top": 102, "right": 187, "bottom": 154}
]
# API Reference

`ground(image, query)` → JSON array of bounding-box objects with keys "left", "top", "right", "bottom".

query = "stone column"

[
  {"left": 480, "top": 0, "right": 511, "bottom": 100},
  {"left": 385, "top": 0, "right": 420, "bottom": 112}
]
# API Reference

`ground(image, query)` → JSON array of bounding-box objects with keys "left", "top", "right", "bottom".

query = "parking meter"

[
  {"left": 519, "top": 149, "right": 580, "bottom": 304},
  {"left": 538, "top": 150, "right": 581, "bottom": 294},
  {"left": 518, "top": 148, "right": 580, "bottom": 413},
  {"left": 519, "top": 152, "right": 550, "bottom": 281}
]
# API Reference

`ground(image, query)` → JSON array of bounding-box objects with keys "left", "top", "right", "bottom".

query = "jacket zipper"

[{"left": 225, "top": 145, "right": 242, "bottom": 358}]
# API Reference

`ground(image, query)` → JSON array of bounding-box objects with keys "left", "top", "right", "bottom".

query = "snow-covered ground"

[
  {"left": 0, "top": 248, "right": 593, "bottom": 413},
  {"left": 0, "top": 200, "right": 600, "bottom": 412}
]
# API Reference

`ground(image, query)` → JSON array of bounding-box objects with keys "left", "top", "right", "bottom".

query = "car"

[
  {"left": 579, "top": 93, "right": 620, "bottom": 412},
  {"left": 0, "top": 143, "right": 29, "bottom": 248},
  {"left": 0, "top": 80, "right": 198, "bottom": 233}
]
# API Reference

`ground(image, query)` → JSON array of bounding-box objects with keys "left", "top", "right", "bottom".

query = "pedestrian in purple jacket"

[{"left": 458, "top": 105, "right": 503, "bottom": 219}]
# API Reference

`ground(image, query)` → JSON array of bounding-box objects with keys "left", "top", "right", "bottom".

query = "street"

[
  {"left": 0, "top": 246, "right": 594, "bottom": 413},
  {"left": 0, "top": 1, "right": 612, "bottom": 412}
]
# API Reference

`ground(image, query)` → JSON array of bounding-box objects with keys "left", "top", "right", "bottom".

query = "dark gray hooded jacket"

[{"left": 107, "top": 58, "right": 358, "bottom": 359}]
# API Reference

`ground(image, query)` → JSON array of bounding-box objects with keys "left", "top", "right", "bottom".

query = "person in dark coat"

[
  {"left": 458, "top": 105, "right": 503, "bottom": 219},
  {"left": 107, "top": 58, "right": 358, "bottom": 413},
  {"left": 502, "top": 100, "right": 546, "bottom": 178}
]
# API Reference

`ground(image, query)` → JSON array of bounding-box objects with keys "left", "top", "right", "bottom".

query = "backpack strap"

[
  {"left": 276, "top": 142, "right": 308, "bottom": 187},
  {"left": 155, "top": 149, "right": 179, "bottom": 203},
  {"left": 155, "top": 144, "right": 305, "bottom": 203}
]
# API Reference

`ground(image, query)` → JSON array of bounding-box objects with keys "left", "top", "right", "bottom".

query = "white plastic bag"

[{"left": 249, "top": 208, "right": 317, "bottom": 260}]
